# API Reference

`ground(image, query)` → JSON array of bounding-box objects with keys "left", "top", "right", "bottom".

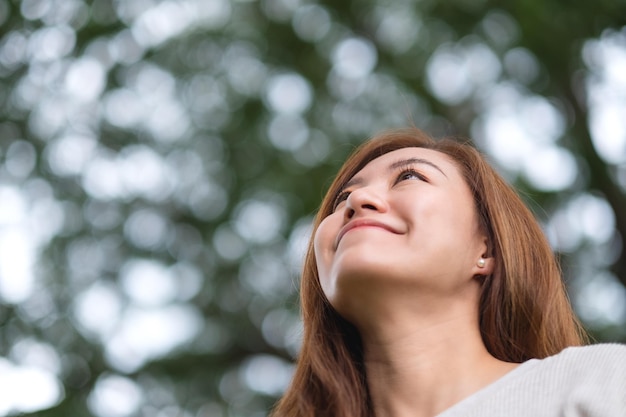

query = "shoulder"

[
  {"left": 543, "top": 343, "right": 626, "bottom": 374},
  {"left": 532, "top": 343, "right": 626, "bottom": 383},
  {"left": 438, "top": 345, "right": 626, "bottom": 417},
  {"left": 553, "top": 342, "right": 626, "bottom": 359},
  {"left": 534, "top": 344, "right": 626, "bottom": 415}
]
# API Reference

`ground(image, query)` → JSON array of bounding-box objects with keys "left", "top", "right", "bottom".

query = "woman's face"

[{"left": 314, "top": 147, "right": 492, "bottom": 319}]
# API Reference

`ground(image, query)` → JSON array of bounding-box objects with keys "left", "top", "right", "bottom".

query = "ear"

[
  {"left": 472, "top": 236, "right": 494, "bottom": 277},
  {"left": 472, "top": 255, "right": 494, "bottom": 277}
]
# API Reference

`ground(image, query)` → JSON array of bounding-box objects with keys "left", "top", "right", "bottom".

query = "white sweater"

[{"left": 438, "top": 344, "right": 626, "bottom": 417}]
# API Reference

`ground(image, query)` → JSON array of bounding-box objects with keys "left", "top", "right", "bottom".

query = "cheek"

[{"left": 313, "top": 217, "right": 337, "bottom": 287}]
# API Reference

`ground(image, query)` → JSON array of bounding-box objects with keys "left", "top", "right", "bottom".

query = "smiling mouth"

[{"left": 335, "top": 219, "right": 400, "bottom": 248}]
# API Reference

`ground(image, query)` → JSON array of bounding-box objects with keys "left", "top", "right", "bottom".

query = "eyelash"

[
  {"left": 395, "top": 168, "right": 427, "bottom": 183},
  {"left": 332, "top": 168, "right": 427, "bottom": 211},
  {"left": 332, "top": 190, "right": 350, "bottom": 211}
]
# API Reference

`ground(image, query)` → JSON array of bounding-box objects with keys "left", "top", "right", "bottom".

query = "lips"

[{"left": 335, "top": 218, "right": 401, "bottom": 248}]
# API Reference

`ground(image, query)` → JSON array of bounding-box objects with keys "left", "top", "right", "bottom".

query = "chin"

[
  {"left": 324, "top": 258, "right": 398, "bottom": 320},
  {"left": 331, "top": 250, "right": 393, "bottom": 283}
]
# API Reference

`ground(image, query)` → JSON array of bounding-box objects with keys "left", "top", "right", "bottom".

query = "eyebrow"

[
  {"left": 338, "top": 157, "right": 448, "bottom": 195},
  {"left": 388, "top": 157, "right": 448, "bottom": 178}
]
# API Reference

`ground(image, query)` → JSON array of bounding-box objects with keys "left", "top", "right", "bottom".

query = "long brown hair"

[{"left": 272, "top": 128, "right": 586, "bottom": 417}]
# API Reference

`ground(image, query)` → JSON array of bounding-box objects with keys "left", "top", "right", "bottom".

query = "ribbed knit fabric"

[{"left": 438, "top": 344, "right": 626, "bottom": 417}]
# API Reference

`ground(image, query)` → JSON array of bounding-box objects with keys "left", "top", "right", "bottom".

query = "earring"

[{"left": 477, "top": 258, "right": 486, "bottom": 268}]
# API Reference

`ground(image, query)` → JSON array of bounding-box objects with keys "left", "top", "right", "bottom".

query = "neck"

[{"left": 359, "top": 299, "right": 517, "bottom": 417}]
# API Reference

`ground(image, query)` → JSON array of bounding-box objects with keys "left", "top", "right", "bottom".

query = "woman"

[{"left": 272, "top": 128, "right": 625, "bottom": 417}]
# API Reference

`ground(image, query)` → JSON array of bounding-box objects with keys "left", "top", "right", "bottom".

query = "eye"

[
  {"left": 332, "top": 190, "right": 351, "bottom": 211},
  {"left": 395, "top": 168, "right": 427, "bottom": 183}
]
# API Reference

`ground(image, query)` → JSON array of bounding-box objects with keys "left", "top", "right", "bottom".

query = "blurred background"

[{"left": 0, "top": 0, "right": 625, "bottom": 415}]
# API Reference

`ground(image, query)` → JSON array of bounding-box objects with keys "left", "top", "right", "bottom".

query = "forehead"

[{"left": 355, "top": 147, "right": 459, "bottom": 177}]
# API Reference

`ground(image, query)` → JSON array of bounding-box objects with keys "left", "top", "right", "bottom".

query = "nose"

[{"left": 344, "top": 186, "right": 388, "bottom": 219}]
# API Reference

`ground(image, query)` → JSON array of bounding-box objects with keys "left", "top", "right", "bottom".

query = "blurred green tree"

[{"left": 0, "top": 0, "right": 624, "bottom": 416}]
